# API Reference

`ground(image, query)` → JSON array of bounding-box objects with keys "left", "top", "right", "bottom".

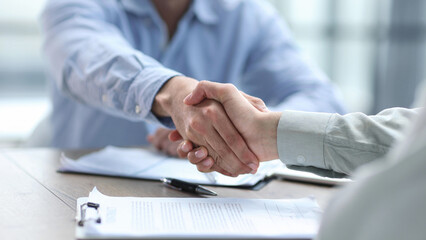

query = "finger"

[
  {"left": 169, "top": 129, "right": 183, "bottom": 142},
  {"left": 210, "top": 164, "right": 235, "bottom": 177},
  {"left": 194, "top": 157, "right": 214, "bottom": 172},
  {"left": 183, "top": 81, "right": 210, "bottom": 105},
  {"left": 185, "top": 146, "right": 241, "bottom": 177},
  {"left": 187, "top": 100, "right": 259, "bottom": 174},
  {"left": 184, "top": 81, "right": 237, "bottom": 105},
  {"left": 188, "top": 147, "right": 235, "bottom": 176},
  {"left": 184, "top": 147, "right": 221, "bottom": 173},
  {"left": 208, "top": 106, "right": 259, "bottom": 173},
  {"left": 187, "top": 146, "right": 208, "bottom": 164},
  {"left": 177, "top": 140, "right": 194, "bottom": 158},
  {"left": 181, "top": 123, "right": 241, "bottom": 177},
  {"left": 203, "top": 126, "right": 254, "bottom": 175},
  {"left": 194, "top": 157, "right": 234, "bottom": 177},
  {"left": 184, "top": 82, "right": 260, "bottom": 130},
  {"left": 240, "top": 91, "right": 269, "bottom": 113}
]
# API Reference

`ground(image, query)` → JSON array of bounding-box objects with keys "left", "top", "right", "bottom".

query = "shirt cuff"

[
  {"left": 129, "top": 67, "right": 182, "bottom": 127},
  {"left": 277, "top": 110, "right": 334, "bottom": 170}
]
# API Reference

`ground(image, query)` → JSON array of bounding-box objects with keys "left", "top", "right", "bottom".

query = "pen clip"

[{"left": 78, "top": 202, "right": 102, "bottom": 226}]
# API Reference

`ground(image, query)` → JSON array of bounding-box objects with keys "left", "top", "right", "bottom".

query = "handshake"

[{"left": 150, "top": 76, "right": 282, "bottom": 177}]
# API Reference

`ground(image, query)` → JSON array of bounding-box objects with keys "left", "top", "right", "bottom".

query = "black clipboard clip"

[{"left": 78, "top": 202, "right": 102, "bottom": 226}]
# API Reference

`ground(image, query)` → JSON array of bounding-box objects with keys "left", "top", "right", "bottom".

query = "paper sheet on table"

[
  {"left": 76, "top": 187, "right": 322, "bottom": 239},
  {"left": 59, "top": 146, "right": 283, "bottom": 187}
]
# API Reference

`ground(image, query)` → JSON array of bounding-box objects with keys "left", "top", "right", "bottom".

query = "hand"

[
  {"left": 147, "top": 128, "right": 181, "bottom": 157},
  {"left": 176, "top": 81, "right": 282, "bottom": 174},
  {"left": 151, "top": 76, "right": 259, "bottom": 176}
]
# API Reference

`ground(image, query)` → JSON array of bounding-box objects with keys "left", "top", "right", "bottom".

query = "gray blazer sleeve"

[{"left": 277, "top": 108, "right": 422, "bottom": 176}]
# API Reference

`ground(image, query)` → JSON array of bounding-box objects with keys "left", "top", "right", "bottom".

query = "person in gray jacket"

[{"left": 173, "top": 80, "right": 426, "bottom": 240}]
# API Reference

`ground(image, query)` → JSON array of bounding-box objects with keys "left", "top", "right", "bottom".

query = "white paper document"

[
  {"left": 76, "top": 187, "right": 322, "bottom": 239},
  {"left": 59, "top": 146, "right": 283, "bottom": 187}
]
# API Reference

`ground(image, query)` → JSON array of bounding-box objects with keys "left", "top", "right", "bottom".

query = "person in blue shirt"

[{"left": 41, "top": 0, "right": 345, "bottom": 176}]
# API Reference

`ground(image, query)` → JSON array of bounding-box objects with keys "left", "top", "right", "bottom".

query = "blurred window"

[
  {"left": 0, "top": 0, "right": 49, "bottom": 146},
  {"left": 0, "top": 0, "right": 47, "bottom": 97},
  {"left": 1, "top": 0, "right": 425, "bottom": 145},
  {"left": 269, "top": 0, "right": 426, "bottom": 113},
  {"left": 269, "top": 0, "right": 388, "bottom": 112}
]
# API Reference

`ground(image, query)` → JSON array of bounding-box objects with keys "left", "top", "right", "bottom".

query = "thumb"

[
  {"left": 240, "top": 91, "right": 269, "bottom": 113},
  {"left": 183, "top": 81, "right": 224, "bottom": 105},
  {"left": 187, "top": 81, "right": 258, "bottom": 122},
  {"left": 184, "top": 81, "right": 268, "bottom": 114}
]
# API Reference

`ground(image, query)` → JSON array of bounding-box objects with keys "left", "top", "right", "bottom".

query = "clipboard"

[
  {"left": 75, "top": 187, "right": 322, "bottom": 240},
  {"left": 77, "top": 200, "right": 101, "bottom": 227}
]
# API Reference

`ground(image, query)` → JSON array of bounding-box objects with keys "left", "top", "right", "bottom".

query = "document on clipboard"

[{"left": 76, "top": 187, "right": 322, "bottom": 239}]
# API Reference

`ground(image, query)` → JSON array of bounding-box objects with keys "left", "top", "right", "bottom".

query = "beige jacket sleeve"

[{"left": 277, "top": 108, "right": 421, "bottom": 176}]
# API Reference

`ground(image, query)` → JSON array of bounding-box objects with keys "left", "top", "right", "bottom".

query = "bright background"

[{"left": 1, "top": 0, "right": 426, "bottom": 146}]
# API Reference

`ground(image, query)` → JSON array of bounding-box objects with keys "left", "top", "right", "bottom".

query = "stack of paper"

[{"left": 59, "top": 146, "right": 284, "bottom": 187}]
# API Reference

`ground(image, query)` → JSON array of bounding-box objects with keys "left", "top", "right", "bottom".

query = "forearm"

[
  {"left": 60, "top": 50, "right": 181, "bottom": 122},
  {"left": 277, "top": 108, "right": 420, "bottom": 175},
  {"left": 41, "top": 0, "right": 181, "bottom": 124}
]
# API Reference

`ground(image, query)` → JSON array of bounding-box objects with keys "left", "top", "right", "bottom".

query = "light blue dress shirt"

[{"left": 41, "top": 0, "right": 346, "bottom": 149}]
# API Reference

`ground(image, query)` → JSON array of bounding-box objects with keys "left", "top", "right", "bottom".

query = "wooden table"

[{"left": 0, "top": 148, "right": 338, "bottom": 240}]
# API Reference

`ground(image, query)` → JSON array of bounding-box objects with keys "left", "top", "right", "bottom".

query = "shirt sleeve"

[
  {"left": 277, "top": 108, "right": 422, "bottom": 176},
  {"left": 317, "top": 104, "right": 426, "bottom": 240},
  {"left": 41, "top": 0, "right": 181, "bottom": 125},
  {"left": 240, "top": 3, "right": 346, "bottom": 114}
]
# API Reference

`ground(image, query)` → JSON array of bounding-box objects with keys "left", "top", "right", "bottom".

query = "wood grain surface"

[{"left": 0, "top": 148, "right": 339, "bottom": 240}]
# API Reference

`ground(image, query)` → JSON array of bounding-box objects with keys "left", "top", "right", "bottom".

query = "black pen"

[{"left": 161, "top": 178, "right": 217, "bottom": 196}]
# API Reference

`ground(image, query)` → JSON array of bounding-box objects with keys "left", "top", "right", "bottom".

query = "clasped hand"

[
  {"left": 171, "top": 98, "right": 260, "bottom": 176},
  {"left": 170, "top": 81, "right": 281, "bottom": 177},
  {"left": 152, "top": 76, "right": 266, "bottom": 177}
]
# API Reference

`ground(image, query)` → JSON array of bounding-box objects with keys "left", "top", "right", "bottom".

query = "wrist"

[
  {"left": 257, "top": 111, "right": 281, "bottom": 161},
  {"left": 152, "top": 76, "right": 198, "bottom": 117}
]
